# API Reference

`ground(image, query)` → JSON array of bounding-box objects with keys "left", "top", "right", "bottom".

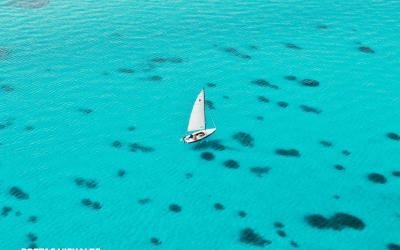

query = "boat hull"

[{"left": 182, "top": 128, "right": 216, "bottom": 144}]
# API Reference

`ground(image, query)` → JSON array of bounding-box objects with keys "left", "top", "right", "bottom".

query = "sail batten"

[{"left": 187, "top": 89, "right": 205, "bottom": 132}]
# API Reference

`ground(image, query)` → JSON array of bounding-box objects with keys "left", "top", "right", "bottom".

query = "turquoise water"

[{"left": 1, "top": 0, "right": 400, "bottom": 249}]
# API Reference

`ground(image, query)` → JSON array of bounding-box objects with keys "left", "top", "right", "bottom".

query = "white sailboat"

[{"left": 181, "top": 88, "right": 216, "bottom": 144}]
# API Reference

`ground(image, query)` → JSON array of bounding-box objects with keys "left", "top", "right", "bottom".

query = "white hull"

[{"left": 182, "top": 128, "right": 216, "bottom": 144}]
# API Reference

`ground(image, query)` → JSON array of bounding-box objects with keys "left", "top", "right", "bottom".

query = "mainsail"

[{"left": 187, "top": 89, "right": 205, "bottom": 132}]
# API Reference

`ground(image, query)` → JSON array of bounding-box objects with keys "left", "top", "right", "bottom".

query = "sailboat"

[{"left": 181, "top": 88, "right": 216, "bottom": 144}]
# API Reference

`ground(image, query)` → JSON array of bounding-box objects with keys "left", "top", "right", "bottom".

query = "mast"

[{"left": 204, "top": 87, "right": 206, "bottom": 131}]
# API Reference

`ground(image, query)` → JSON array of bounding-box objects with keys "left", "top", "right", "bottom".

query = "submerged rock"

[
  {"left": 305, "top": 213, "right": 365, "bottom": 230},
  {"left": 169, "top": 204, "right": 182, "bottom": 213},
  {"left": 275, "top": 149, "right": 300, "bottom": 157},
  {"left": 320, "top": 141, "right": 332, "bottom": 147},
  {"left": 258, "top": 96, "right": 269, "bottom": 103},
  {"left": 388, "top": 243, "right": 400, "bottom": 250},
  {"left": 10, "top": 187, "right": 29, "bottom": 200},
  {"left": 387, "top": 133, "right": 400, "bottom": 141},
  {"left": 239, "top": 228, "right": 271, "bottom": 247},
  {"left": 368, "top": 173, "right": 387, "bottom": 184},
  {"left": 223, "top": 160, "right": 239, "bottom": 169},
  {"left": 251, "top": 79, "right": 279, "bottom": 89},
  {"left": 299, "top": 105, "right": 322, "bottom": 114},
  {"left": 233, "top": 132, "right": 254, "bottom": 147},
  {"left": 359, "top": 47, "right": 374, "bottom": 53},
  {"left": 277, "top": 102, "right": 288, "bottom": 108},
  {"left": 201, "top": 152, "right": 215, "bottom": 161},
  {"left": 150, "top": 238, "right": 162, "bottom": 245},
  {"left": 118, "top": 68, "right": 135, "bottom": 74},
  {"left": 284, "top": 76, "right": 296, "bottom": 81},
  {"left": 251, "top": 167, "right": 270, "bottom": 177},
  {"left": 286, "top": 44, "right": 302, "bottom": 50},
  {"left": 238, "top": 211, "right": 247, "bottom": 217},
  {"left": 301, "top": 79, "right": 319, "bottom": 87}
]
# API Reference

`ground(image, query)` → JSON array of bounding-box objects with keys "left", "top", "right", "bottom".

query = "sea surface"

[{"left": 1, "top": 0, "right": 400, "bottom": 249}]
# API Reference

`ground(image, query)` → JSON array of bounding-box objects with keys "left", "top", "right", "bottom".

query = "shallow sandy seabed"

[{"left": 4, "top": 0, "right": 50, "bottom": 9}]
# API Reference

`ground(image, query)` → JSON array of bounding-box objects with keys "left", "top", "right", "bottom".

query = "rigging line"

[{"left": 206, "top": 103, "right": 216, "bottom": 128}]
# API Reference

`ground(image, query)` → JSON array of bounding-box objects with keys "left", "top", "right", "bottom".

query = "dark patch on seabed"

[
  {"left": 286, "top": 44, "right": 302, "bottom": 50},
  {"left": 205, "top": 100, "right": 215, "bottom": 109},
  {"left": 301, "top": 79, "right": 319, "bottom": 87},
  {"left": 393, "top": 171, "right": 400, "bottom": 177},
  {"left": 299, "top": 105, "right": 322, "bottom": 114},
  {"left": 27, "top": 233, "right": 38, "bottom": 242},
  {"left": 118, "top": 68, "right": 135, "bottom": 74},
  {"left": 28, "top": 216, "right": 38, "bottom": 223},
  {"left": 207, "top": 83, "right": 216, "bottom": 87},
  {"left": 129, "top": 143, "right": 154, "bottom": 153},
  {"left": 78, "top": 108, "right": 93, "bottom": 114},
  {"left": 82, "top": 199, "right": 101, "bottom": 210},
  {"left": 223, "top": 160, "right": 239, "bottom": 169},
  {"left": 273, "top": 222, "right": 284, "bottom": 228},
  {"left": 290, "top": 241, "right": 299, "bottom": 248},
  {"left": 387, "top": 133, "right": 400, "bottom": 141},
  {"left": 28, "top": 243, "right": 38, "bottom": 249},
  {"left": 192, "top": 139, "right": 227, "bottom": 151},
  {"left": 74, "top": 178, "right": 98, "bottom": 189},
  {"left": 118, "top": 170, "right": 126, "bottom": 177},
  {"left": 277, "top": 102, "right": 288, "bottom": 108},
  {"left": 1, "top": 206, "right": 12, "bottom": 216},
  {"left": 10, "top": 186, "right": 29, "bottom": 200},
  {"left": 151, "top": 238, "right": 162, "bottom": 245},
  {"left": 239, "top": 228, "right": 271, "bottom": 247},
  {"left": 334, "top": 165, "right": 345, "bottom": 170},
  {"left": 233, "top": 132, "right": 254, "bottom": 147},
  {"left": 150, "top": 76, "right": 162, "bottom": 81},
  {"left": 387, "top": 243, "right": 400, "bottom": 250},
  {"left": 214, "top": 203, "right": 224, "bottom": 210},
  {"left": 359, "top": 46, "right": 374, "bottom": 53},
  {"left": 305, "top": 213, "right": 365, "bottom": 230},
  {"left": 138, "top": 199, "right": 150, "bottom": 204},
  {"left": 275, "top": 149, "right": 300, "bottom": 157},
  {"left": 342, "top": 150, "right": 350, "bottom": 156},
  {"left": 169, "top": 204, "right": 182, "bottom": 213},
  {"left": 258, "top": 96, "right": 269, "bottom": 103},
  {"left": 201, "top": 152, "right": 215, "bottom": 161},
  {"left": 284, "top": 76, "right": 296, "bottom": 81},
  {"left": 368, "top": 173, "right": 387, "bottom": 184},
  {"left": 251, "top": 167, "right": 270, "bottom": 177},
  {"left": 111, "top": 141, "right": 122, "bottom": 148},
  {"left": 1, "top": 84, "right": 15, "bottom": 92},
  {"left": 251, "top": 79, "right": 279, "bottom": 89},
  {"left": 238, "top": 211, "right": 246, "bottom": 217},
  {"left": 256, "top": 116, "right": 264, "bottom": 121},
  {"left": 277, "top": 230, "right": 286, "bottom": 237},
  {"left": 320, "top": 141, "right": 332, "bottom": 147},
  {"left": 317, "top": 25, "right": 328, "bottom": 29},
  {"left": 0, "top": 118, "right": 14, "bottom": 130}
]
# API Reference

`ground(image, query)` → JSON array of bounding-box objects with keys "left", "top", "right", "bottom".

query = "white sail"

[{"left": 187, "top": 89, "right": 205, "bottom": 132}]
